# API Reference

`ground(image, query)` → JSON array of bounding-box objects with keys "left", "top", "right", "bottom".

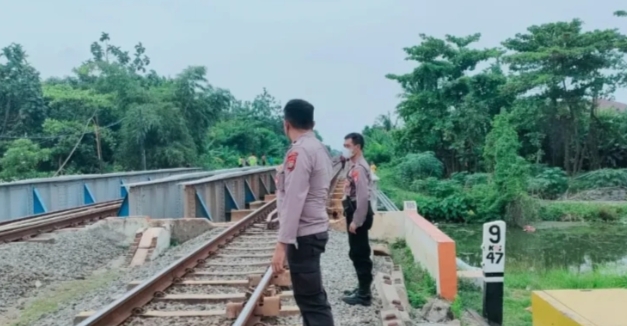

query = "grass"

[
  {"left": 390, "top": 239, "right": 437, "bottom": 309},
  {"left": 390, "top": 239, "right": 627, "bottom": 326},
  {"left": 9, "top": 270, "right": 121, "bottom": 326},
  {"left": 538, "top": 200, "right": 627, "bottom": 222}
]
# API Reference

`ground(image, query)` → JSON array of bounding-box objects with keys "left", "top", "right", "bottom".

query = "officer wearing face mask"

[
  {"left": 271, "top": 99, "right": 335, "bottom": 326},
  {"left": 341, "top": 132, "right": 374, "bottom": 306}
]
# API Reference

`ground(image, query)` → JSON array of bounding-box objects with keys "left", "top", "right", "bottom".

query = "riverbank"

[
  {"left": 377, "top": 166, "right": 627, "bottom": 223},
  {"left": 379, "top": 163, "right": 627, "bottom": 324},
  {"left": 390, "top": 239, "right": 627, "bottom": 326}
]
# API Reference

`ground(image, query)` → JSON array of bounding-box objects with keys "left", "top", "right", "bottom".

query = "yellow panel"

[{"left": 532, "top": 289, "right": 627, "bottom": 326}]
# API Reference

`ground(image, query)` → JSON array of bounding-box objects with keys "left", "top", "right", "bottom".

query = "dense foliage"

[
  {"left": 367, "top": 14, "right": 627, "bottom": 224},
  {"left": 0, "top": 33, "right": 327, "bottom": 181}
]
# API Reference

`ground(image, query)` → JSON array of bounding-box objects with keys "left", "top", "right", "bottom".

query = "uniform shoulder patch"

[
  {"left": 350, "top": 169, "right": 359, "bottom": 182},
  {"left": 286, "top": 151, "right": 298, "bottom": 171}
]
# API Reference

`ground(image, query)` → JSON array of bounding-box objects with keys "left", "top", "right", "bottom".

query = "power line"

[
  {"left": 53, "top": 111, "right": 98, "bottom": 177},
  {"left": 0, "top": 118, "right": 125, "bottom": 140}
]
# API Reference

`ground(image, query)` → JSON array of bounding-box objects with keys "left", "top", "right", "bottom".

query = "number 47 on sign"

[{"left": 481, "top": 221, "right": 506, "bottom": 277}]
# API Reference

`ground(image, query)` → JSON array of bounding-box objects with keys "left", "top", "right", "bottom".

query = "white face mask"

[{"left": 342, "top": 147, "right": 354, "bottom": 158}]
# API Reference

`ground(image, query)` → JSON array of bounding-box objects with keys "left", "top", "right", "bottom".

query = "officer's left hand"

[
  {"left": 271, "top": 242, "right": 286, "bottom": 274},
  {"left": 349, "top": 222, "right": 357, "bottom": 234}
]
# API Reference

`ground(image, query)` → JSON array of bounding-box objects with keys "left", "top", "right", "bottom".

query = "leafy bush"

[
  {"left": 569, "top": 169, "right": 627, "bottom": 192},
  {"left": 450, "top": 172, "right": 469, "bottom": 184},
  {"left": 411, "top": 177, "right": 462, "bottom": 197},
  {"left": 397, "top": 152, "right": 444, "bottom": 182},
  {"left": 464, "top": 173, "right": 490, "bottom": 188},
  {"left": 527, "top": 167, "right": 568, "bottom": 199}
]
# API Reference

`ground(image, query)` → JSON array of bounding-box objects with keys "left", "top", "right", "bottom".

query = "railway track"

[
  {"left": 76, "top": 200, "right": 297, "bottom": 326},
  {"left": 0, "top": 199, "right": 122, "bottom": 243},
  {"left": 76, "top": 163, "right": 343, "bottom": 326}
]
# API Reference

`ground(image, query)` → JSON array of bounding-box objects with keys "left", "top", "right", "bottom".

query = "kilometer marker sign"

[{"left": 481, "top": 220, "right": 506, "bottom": 325}]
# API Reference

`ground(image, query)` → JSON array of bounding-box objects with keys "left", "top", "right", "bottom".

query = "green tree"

[
  {"left": 0, "top": 44, "right": 46, "bottom": 137},
  {"left": 0, "top": 32, "right": 304, "bottom": 180},
  {"left": 502, "top": 19, "right": 627, "bottom": 173},
  {"left": 0, "top": 139, "right": 50, "bottom": 181},
  {"left": 387, "top": 33, "right": 509, "bottom": 174}
]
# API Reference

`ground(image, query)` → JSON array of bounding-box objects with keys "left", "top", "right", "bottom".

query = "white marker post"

[
  {"left": 403, "top": 201, "right": 417, "bottom": 211},
  {"left": 481, "top": 220, "right": 506, "bottom": 325}
]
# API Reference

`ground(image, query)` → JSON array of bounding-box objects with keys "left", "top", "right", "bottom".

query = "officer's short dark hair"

[
  {"left": 344, "top": 132, "right": 365, "bottom": 149},
  {"left": 284, "top": 99, "right": 314, "bottom": 130}
]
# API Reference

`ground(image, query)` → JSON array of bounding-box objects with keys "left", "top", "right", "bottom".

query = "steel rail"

[
  {"left": 0, "top": 200, "right": 122, "bottom": 243},
  {"left": 326, "top": 162, "right": 344, "bottom": 219},
  {"left": 232, "top": 267, "right": 274, "bottom": 326},
  {"left": 1, "top": 202, "right": 120, "bottom": 232},
  {"left": 0, "top": 199, "right": 122, "bottom": 228},
  {"left": 76, "top": 199, "right": 277, "bottom": 326},
  {"left": 234, "top": 161, "right": 343, "bottom": 326}
]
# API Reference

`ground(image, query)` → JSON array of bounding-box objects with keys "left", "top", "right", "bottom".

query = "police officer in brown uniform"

[
  {"left": 341, "top": 132, "right": 374, "bottom": 306},
  {"left": 271, "top": 99, "right": 335, "bottom": 326}
]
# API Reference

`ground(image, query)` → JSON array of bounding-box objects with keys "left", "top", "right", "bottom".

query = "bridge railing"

[
  {"left": 0, "top": 168, "right": 198, "bottom": 222},
  {"left": 180, "top": 167, "right": 277, "bottom": 221},
  {"left": 376, "top": 189, "right": 398, "bottom": 211},
  {"left": 122, "top": 167, "right": 259, "bottom": 218}
]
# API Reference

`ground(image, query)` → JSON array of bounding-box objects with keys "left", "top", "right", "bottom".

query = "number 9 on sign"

[{"left": 481, "top": 221, "right": 506, "bottom": 277}]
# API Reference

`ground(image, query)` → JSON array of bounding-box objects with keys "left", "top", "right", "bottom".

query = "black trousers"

[
  {"left": 345, "top": 201, "right": 374, "bottom": 289},
  {"left": 287, "top": 232, "right": 335, "bottom": 326}
]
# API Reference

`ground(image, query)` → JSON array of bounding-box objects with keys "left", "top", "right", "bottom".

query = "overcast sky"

[{"left": 1, "top": 0, "right": 626, "bottom": 149}]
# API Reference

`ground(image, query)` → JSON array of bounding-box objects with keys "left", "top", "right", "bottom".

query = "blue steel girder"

[
  {"left": 118, "top": 194, "right": 129, "bottom": 217},
  {"left": 224, "top": 184, "right": 239, "bottom": 211},
  {"left": 269, "top": 172, "right": 277, "bottom": 193},
  {"left": 195, "top": 191, "right": 212, "bottom": 220},
  {"left": 234, "top": 179, "right": 245, "bottom": 209},
  {"left": 259, "top": 175, "right": 270, "bottom": 199},
  {"left": 224, "top": 184, "right": 239, "bottom": 221},
  {"left": 120, "top": 179, "right": 128, "bottom": 198},
  {"left": 244, "top": 180, "right": 257, "bottom": 206},
  {"left": 83, "top": 184, "right": 96, "bottom": 205},
  {"left": 33, "top": 188, "right": 48, "bottom": 214}
]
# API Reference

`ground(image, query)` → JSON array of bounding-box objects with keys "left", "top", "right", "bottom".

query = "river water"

[{"left": 439, "top": 222, "right": 627, "bottom": 272}]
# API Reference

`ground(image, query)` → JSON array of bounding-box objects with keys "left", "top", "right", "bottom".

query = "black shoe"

[
  {"left": 343, "top": 288, "right": 358, "bottom": 296},
  {"left": 341, "top": 290, "right": 372, "bottom": 306}
]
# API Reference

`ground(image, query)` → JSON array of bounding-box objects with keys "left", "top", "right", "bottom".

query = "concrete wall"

[
  {"left": 404, "top": 209, "right": 457, "bottom": 301},
  {"left": 151, "top": 218, "right": 214, "bottom": 243},
  {"left": 369, "top": 211, "right": 406, "bottom": 241},
  {"left": 86, "top": 216, "right": 215, "bottom": 245},
  {"left": 0, "top": 168, "right": 198, "bottom": 222},
  {"left": 368, "top": 207, "right": 458, "bottom": 301}
]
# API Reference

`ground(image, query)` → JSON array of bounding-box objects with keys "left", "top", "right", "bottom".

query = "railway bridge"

[{"left": 5, "top": 164, "right": 606, "bottom": 325}]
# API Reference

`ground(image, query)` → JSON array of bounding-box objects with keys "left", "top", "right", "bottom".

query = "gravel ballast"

[
  {"left": 124, "top": 229, "right": 387, "bottom": 326},
  {"left": 6, "top": 226, "right": 389, "bottom": 326},
  {"left": 6, "top": 226, "right": 227, "bottom": 326},
  {"left": 319, "top": 229, "right": 386, "bottom": 326},
  {"left": 0, "top": 227, "right": 127, "bottom": 313}
]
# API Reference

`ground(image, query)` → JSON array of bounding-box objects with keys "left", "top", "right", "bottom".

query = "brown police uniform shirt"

[
  {"left": 344, "top": 155, "right": 372, "bottom": 227},
  {"left": 276, "top": 131, "right": 332, "bottom": 245}
]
